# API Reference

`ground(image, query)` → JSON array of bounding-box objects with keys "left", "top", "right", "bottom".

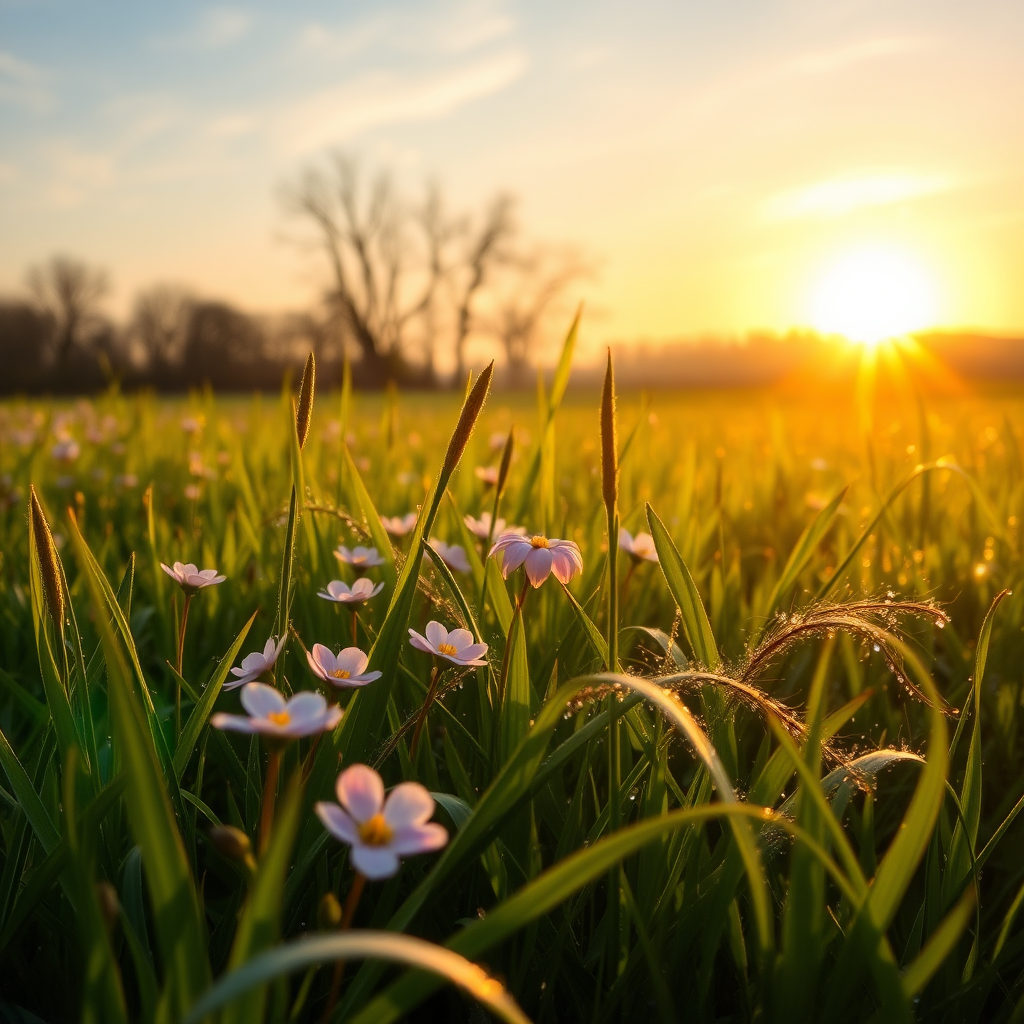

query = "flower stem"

[
  {"left": 321, "top": 872, "right": 366, "bottom": 1023},
  {"left": 497, "top": 578, "right": 530, "bottom": 702},
  {"left": 258, "top": 747, "right": 281, "bottom": 856},
  {"left": 351, "top": 608, "right": 359, "bottom": 646},
  {"left": 175, "top": 592, "right": 193, "bottom": 736},
  {"left": 410, "top": 663, "right": 441, "bottom": 759}
]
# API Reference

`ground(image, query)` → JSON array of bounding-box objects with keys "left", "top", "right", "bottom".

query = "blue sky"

[{"left": 2, "top": 0, "right": 1023, "bottom": 355}]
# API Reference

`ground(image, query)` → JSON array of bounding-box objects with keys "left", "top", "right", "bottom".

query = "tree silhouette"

[{"left": 26, "top": 255, "right": 108, "bottom": 365}]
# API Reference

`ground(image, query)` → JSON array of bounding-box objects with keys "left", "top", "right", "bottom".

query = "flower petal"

[
  {"left": 240, "top": 682, "right": 286, "bottom": 718},
  {"left": 350, "top": 844, "right": 400, "bottom": 880},
  {"left": 499, "top": 543, "right": 531, "bottom": 577},
  {"left": 524, "top": 547, "right": 553, "bottom": 587},
  {"left": 211, "top": 712, "right": 259, "bottom": 733},
  {"left": 424, "top": 620, "right": 447, "bottom": 648},
  {"left": 389, "top": 822, "right": 449, "bottom": 856},
  {"left": 447, "top": 628, "right": 474, "bottom": 651},
  {"left": 336, "top": 647, "right": 370, "bottom": 675},
  {"left": 383, "top": 782, "right": 435, "bottom": 828},
  {"left": 456, "top": 643, "right": 488, "bottom": 664},
  {"left": 408, "top": 629, "right": 434, "bottom": 655},
  {"left": 336, "top": 764, "right": 384, "bottom": 823},
  {"left": 549, "top": 548, "right": 578, "bottom": 584},
  {"left": 315, "top": 802, "right": 361, "bottom": 845},
  {"left": 285, "top": 690, "right": 328, "bottom": 726}
]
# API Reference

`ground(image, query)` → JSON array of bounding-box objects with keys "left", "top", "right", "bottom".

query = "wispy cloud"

[
  {"left": 280, "top": 50, "right": 527, "bottom": 154},
  {"left": 783, "top": 36, "right": 934, "bottom": 77},
  {"left": 0, "top": 50, "right": 53, "bottom": 111},
  {"left": 763, "top": 172, "right": 952, "bottom": 221},
  {"left": 153, "top": 7, "right": 254, "bottom": 51}
]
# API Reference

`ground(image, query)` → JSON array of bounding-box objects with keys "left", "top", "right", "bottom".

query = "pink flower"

[
  {"left": 160, "top": 561, "right": 226, "bottom": 593},
  {"left": 474, "top": 466, "right": 498, "bottom": 486},
  {"left": 334, "top": 545, "right": 385, "bottom": 569},
  {"left": 463, "top": 512, "right": 524, "bottom": 540},
  {"left": 488, "top": 532, "right": 583, "bottom": 587},
  {"left": 317, "top": 578, "right": 384, "bottom": 605},
  {"left": 408, "top": 621, "right": 488, "bottom": 666},
  {"left": 381, "top": 512, "right": 418, "bottom": 537},
  {"left": 306, "top": 644, "right": 382, "bottom": 688},
  {"left": 211, "top": 683, "right": 341, "bottom": 738},
  {"left": 224, "top": 637, "right": 286, "bottom": 690},
  {"left": 426, "top": 539, "right": 471, "bottom": 574},
  {"left": 618, "top": 528, "right": 659, "bottom": 563},
  {"left": 315, "top": 764, "right": 448, "bottom": 879}
]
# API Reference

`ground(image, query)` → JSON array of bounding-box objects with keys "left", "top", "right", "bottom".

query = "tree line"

[{"left": 0, "top": 154, "right": 588, "bottom": 394}]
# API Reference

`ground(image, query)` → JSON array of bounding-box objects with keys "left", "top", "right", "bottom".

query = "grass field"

[{"left": 3, "top": 327, "right": 1024, "bottom": 1022}]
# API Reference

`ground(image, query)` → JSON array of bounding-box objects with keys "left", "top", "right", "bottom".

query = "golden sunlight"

[{"left": 809, "top": 245, "right": 940, "bottom": 345}]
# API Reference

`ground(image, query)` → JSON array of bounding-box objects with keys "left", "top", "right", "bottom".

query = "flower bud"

[
  {"left": 210, "top": 825, "right": 254, "bottom": 864},
  {"left": 317, "top": 892, "right": 343, "bottom": 930},
  {"left": 95, "top": 880, "right": 120, "bottom": 931},
  {"left": 28, "top": 485, "right": 65, "bottom": 633}
]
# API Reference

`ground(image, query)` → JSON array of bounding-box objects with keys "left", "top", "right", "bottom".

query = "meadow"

[{"left": 2, "top": 322, "right": 1024, "bottom": 1022}]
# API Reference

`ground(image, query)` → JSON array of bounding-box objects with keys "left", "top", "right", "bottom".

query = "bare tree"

[
  {"left": 26, "top": 255, "right": 109, "bottom": 364},
  {"left": 283, "top": 154, "right": 440, "bottom": 383},
  {"left": 129, "top": 284, "right": 194, "bottom": 370},
  {"left": 489, "top": 247, "right": 591, "bottom": 385},
  {"left": 450, "top": 194, "right": 515, "bottom": 382}
]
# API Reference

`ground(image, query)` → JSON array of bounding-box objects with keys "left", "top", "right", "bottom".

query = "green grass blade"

[
  {"left": 173, "top": 608, "right": 258, "bottom": 780},
  {"left": 901, "top": 886, "right": 976, "bottom": 998},
  {"left": 645, "top": 503, "right": 719, "bottom": 669}
]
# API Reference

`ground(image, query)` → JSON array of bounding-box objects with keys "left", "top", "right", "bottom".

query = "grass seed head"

[
  {"left": 442, "top": 360, "right": 494, "bottom": 479},
  {"left": 295, "top": 351, "right": 316, "bottom": 449},
  {"left": 600, "top": 348, "right": 618, "bottom": 514},
  {"left": 28, "top": 485, "right": 65, "bottom": 632}
]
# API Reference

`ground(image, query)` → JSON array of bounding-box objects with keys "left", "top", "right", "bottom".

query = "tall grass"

[{"left": 2, "top": 335, "right": 1024, "bottom": 1021}]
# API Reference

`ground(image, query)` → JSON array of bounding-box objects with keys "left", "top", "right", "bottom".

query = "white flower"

[
  {"left": 51, "top": 439, "right": 80, "bottom": 462},
  {"left": 408, "top": 621, "right": 488, "bottom": 666},
  {"left": 425, "top": 539, "right": 471, "bottom": 574},
  {"left": 306, "top": 644, "right": 382, "bottom": 688},
  {"left": 474, "top": 466, "right": 498, "bottom": 485},
  {"left": 160, "top": 561, "right": 226, "bottom": 593},
  {"left": 381, "top": 512, "right": 418, "bottom": 537},
  {"left": 334, "top": 545, "right": 385, "bottom": 569},
  {"left": 211, "top": 683, "right": 342, "bottom": 738},
  {"left": 315, "top": 764, "right": 448, "bottom": 879},
  {"left": 224, "top": 637, "right": 286, "bottom": 690},
  {"left": 488, "top": 532, "right": 583, "bottom": 587},
  {"left": 463, "top": 512, "right": 525, "bottom": 540},
  {"left": 618, "top": 528, "right": 659, "bottom": 563},
  {"left": 317, "top": 578, "right": 384, "bottom": 605}
]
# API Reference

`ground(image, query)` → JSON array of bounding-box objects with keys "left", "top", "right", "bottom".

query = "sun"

[{"left": 809, "top": 245, "right": 939, "bottom": 346}]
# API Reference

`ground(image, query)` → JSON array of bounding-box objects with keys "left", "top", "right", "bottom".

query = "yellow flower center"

[
  {"left": 358, "top": 813, "right": 393, "bottom": 846},
  {"left": 437, "top": 642, "right": 458, "bottom": 656},
  {"left": 267, "top": 710, "right": 291, "bottom": 726},
  {"left": 331, "top": 668, "right": 352, "bottom": 679},
  {"left": 530, "top": 535, "right": 549, "bottom": 548}
]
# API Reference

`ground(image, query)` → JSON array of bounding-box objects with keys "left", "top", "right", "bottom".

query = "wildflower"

[
  {"left": 618, "top": 528, "right": 659, "bottom": 563},
  {"left": 474, "top": 466, "right": 498, "bottom": 486},
  {"left": 114, "top": 473, "right": 138, "bottom": 488},
  {"left": 408, "top": 621, "right": 488, "bottom": 666},
  {"left": 212, "top": 683, "right": 341, "bottom": 738},
  {"left": 426, "top": 539, "right": 471, "bottom": 574},
  {"left": 318, "top": 578, "right": 384, "bottom": 605},
  {"left": 381, "top": 512, "right": 418, "bottom": 536},
  {"left": 181, "top": 415, "right": 204, "bottom": 434},
  {"left": 225, "top": 637, "right": 286, "bottom": 690},
  {"left": 51, "top": 439, "right": 80, "bottom": 462},
  {"left": 306, "top": 644, "right": 382, "bottom": 688},
  {"left": 184, "top": 484, "right": 202, "bottom": 501},
  {"left": 489, "top": 431, "right": 508, "bottom": 451},
  {"left": 334, "top": 544, "right": 385, "bottom": 570},
  {"left": 160, "top": 561, "right": 226, "bottom": 593},
  {"left": 315, "top": 764, "right": 448, "bottom": 879},
  {"left": 489, "top": 531, "right": 583, "bottom": 587},
  {"left": 464, "top": 512, "right": 524, "bottom": 540}
]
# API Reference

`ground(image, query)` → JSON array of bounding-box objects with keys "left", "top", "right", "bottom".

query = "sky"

[{"left": 1, "top": 0, "right": 1023, "bottom": 359}]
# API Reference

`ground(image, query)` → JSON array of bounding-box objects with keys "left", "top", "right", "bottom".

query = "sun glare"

[{"left": 810, "top": 246, "right": 939, "bottom": 345}]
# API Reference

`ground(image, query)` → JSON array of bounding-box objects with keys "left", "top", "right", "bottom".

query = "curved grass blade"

[
  {"left": 183, "top": 932, "right": 532, "bottom": 1024},
  {"left": 900, "top": 886, "right": 976, "bottom": 998}
]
